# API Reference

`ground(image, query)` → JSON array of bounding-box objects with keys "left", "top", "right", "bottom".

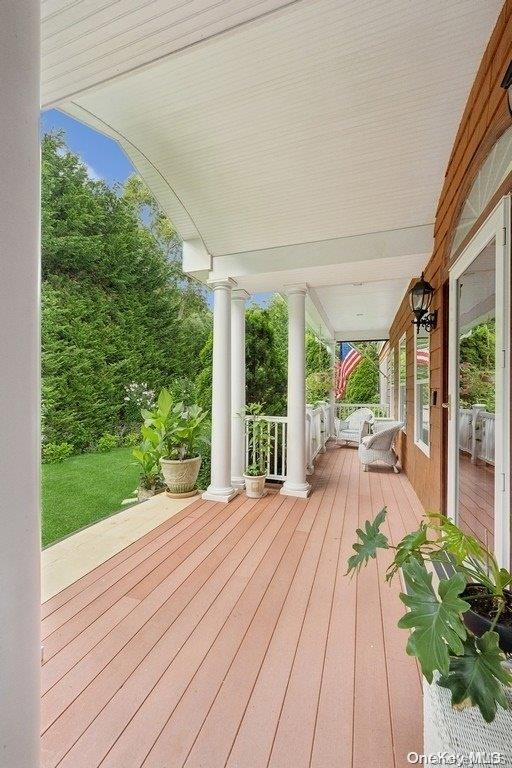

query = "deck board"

[{"left": 41, "top": 445, "right": 423, "bottom": 768}]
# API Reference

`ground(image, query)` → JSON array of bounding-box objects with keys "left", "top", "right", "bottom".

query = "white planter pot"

[
  {"left": 243, "top": 473, "right": 266, "bottom": 498},
  {"left": 160, "top": 456, "right": 201, "bottom": 496},
  {"left": 424, "top": 675, "right": 512, "bottom": 763}
]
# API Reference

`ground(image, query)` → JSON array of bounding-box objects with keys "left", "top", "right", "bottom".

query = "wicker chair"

[
  {"left": 358, "top": 421, "right": 404, "bottom": 472},
  {"left": 335, "top": 407, "right": 374, "bottom": 446}
]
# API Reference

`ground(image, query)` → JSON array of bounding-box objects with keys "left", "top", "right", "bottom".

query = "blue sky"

[
  {"left": 41, "top": 109, "right": 134, "bottom": 187},
  {"left": 41, "top": 109, "right": 271, "bottom": 307}
]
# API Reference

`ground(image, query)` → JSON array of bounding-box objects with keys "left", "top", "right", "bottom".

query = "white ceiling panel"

[{"left": 42, "top": 0, "right": 502, "bottom": 337}]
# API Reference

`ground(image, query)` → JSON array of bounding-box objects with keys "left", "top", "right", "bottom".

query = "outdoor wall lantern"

[
  {"left": 501, "top": 60, "right": 512, "bottom": 116},
  {"left": 409, "top": 273, "right": 437, "bottom": 333}
]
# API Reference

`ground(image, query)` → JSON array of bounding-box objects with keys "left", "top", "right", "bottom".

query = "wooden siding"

[
  {"left": 41, "top": 445, "right": 423, "bottom": 768},
  {"left": 388, "top": 0, "right": 512, "bottom": 512}
]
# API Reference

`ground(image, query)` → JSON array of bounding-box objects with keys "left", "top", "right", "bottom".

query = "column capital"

[
  {"left": 208, "top": 276, "right": 237, "bottom": 291},
  {"left": 283, "top": 283, "right": 308, "bottom": 296},
  {"left": 232, "top": 289, "right": 250, "bottom": 302}
]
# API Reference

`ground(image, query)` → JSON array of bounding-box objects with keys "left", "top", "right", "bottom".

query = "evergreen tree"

[{"left": 41, "top": 134, "right": 210, "bottom": 449}]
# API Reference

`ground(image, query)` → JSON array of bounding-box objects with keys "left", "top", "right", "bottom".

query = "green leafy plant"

[
  {"left": 243, "top": 402, "right": 273, "bottom": 477},
  {"left": 97, "top": 433, "right": 120, "bottom": 453},
  {"left": 42, "top": 441, "right": 73, "bottom": 464},
  {"left": 132, "top": 425, "right": 163, "bottom": 490},
  {"left": 142, "top": 388, "right": 208, "bottom": 461},
  {"left": 347, "top": 509, "right": 512, "bottom": 722}
]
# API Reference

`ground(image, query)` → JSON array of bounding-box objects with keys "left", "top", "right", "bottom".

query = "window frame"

[
  {"left": 414, "top": 329, "right": 430, "bottom": 456},
  {"left": 387, "top": 347, "right": 395, "bottom": 420}
]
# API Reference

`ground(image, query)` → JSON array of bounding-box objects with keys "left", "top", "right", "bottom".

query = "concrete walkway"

[{"left": 42, "top": 493, "right": 198, "bottom": 601}]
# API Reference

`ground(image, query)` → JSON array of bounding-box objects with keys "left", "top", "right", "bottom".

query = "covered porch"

[{"left": 41, "top": 444, "right": 422, "bottom": 768}]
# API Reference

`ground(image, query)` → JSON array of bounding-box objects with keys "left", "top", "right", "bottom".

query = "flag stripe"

[{"left": 335, "top": 342, "right": 363, "bottom": 399}]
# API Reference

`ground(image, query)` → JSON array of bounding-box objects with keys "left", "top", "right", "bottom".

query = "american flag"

[
  {"left": 335, "top": 342, "right": 363, "bottom": 399},
  {"left": 416, "top": 345, "right": 430, "bottom": 366}
]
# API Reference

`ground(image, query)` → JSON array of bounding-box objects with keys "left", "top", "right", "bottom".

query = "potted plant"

[
  {"left": 347, "top": 509, "right": 512, "bottom": 723},
  {"left": 243, "top": 403, "right": 273, "bottom": 498},
  {"left": 142, "top": 388, "right": 207, "bottom": 498},
  {"left": 132, "top": 426, "right": 165, "bottom": 501}
]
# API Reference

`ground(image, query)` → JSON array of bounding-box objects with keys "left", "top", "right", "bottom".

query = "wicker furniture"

[
  {"left": 358, "top": 421, "right": 403, "bottom": 472},
  {"left": 335, "top": 407, "right": 374, "bottom": 446}
]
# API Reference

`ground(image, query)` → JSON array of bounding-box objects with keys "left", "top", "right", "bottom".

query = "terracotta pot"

[
  {"left": 243, "top": 473, "right": 266, "bottom": 498},
  {"left": 160, "top": 456, "right": 201, "bottom": 496}
]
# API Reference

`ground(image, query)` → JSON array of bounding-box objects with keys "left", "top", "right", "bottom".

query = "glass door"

[{"left": 447, "top": 198, "right": 510, "bottom": 567}]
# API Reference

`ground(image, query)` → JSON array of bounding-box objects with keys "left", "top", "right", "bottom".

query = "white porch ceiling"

[{"left": 42, "top": 0, "right": 502, "bottom": 340}]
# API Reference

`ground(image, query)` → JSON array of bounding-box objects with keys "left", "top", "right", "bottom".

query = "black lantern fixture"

[
  {"left": 501, "top": 60, "right": 512, "bottom": 117},
  {"left": 409, "top": 273, "right": 437, "bottom": 333}
]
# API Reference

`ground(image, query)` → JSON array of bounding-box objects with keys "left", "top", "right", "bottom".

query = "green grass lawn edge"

[{"left": 42, "top": 447, "right": 140, "bottom": 548}]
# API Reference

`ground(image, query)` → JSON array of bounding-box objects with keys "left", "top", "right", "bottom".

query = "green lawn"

[{"left": 42, "top": 447, "right": 140, "bottom": 547}]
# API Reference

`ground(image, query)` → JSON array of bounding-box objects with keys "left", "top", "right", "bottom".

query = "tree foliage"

[
  {"left": 459, "top": 320, "right": 495, "bottom": 412},
  {"left": 41, "top": 134, "right": 210, "bottom": 450}
]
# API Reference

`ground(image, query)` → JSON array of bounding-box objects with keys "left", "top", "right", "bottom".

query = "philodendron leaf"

[
  {"left": 431, "top": 513, "right": 487, "bottom": 564},
  {"left": 386, "top": 524, "right": 428, "bottom": 581},
  {"left": 438, "top": 631, "right": 512, "bottom": 723},
  {"left": 398, "top": 559, "right": 470, "bottom": 682},
  {"left": 346, "top": 508, "right": 389, "bottom": 576}
]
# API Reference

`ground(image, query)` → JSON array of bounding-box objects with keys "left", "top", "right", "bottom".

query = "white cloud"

[{"left": 84, "top": 161, "right": 102, "bottom": 181}]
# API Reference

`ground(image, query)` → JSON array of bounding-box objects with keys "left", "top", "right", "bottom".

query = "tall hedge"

[{"left": 41, "top": 134, "right": 210, "bottom": 450}]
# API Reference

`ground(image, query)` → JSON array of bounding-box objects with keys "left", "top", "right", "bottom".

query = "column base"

[
  {"left": 280, "top": 481, "right": 311, "bottom": 498},
  {"left": 231, "top": 476, "right": 246, "bottom": 490},
  {"left": 202, "top": 485, "right": 238, "bottom": 503}
]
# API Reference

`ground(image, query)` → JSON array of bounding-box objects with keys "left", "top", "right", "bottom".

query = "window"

[
  {"left": 414, "top": 329, "right": 430, "bottom": 453},
  {"left": 398, "top": 334, "right": 407, "bottom": 428}
]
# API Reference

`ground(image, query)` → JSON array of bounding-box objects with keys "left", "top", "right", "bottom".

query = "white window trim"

[
  {"left": 398, "top": 333, "right": 407, "bottom": 432},
  {"left": 388, "top": 348, "right": 395, "bottom": 419},
  {"left": 414, "top": 331, "right": 430, "bottom": 456}
]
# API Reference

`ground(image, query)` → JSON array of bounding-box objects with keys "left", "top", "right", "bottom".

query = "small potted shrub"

[
  {"left": 143, "top": 388, "right": 207, "bottom": 498},
  {"left": 243, "top": 403, "right": 272, "bottom": 498},
  {"left": 347, "top": 510, "right": 512, "bottom": 723},
  {"left": 132, "top": 427, "right": 165, "bottom": 501}
]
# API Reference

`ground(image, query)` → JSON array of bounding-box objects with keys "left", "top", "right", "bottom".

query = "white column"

[
  {"left": 203, "top": 279, "right": 237, "bottom": 503},
  {"left": 0, "top": 2, "right": 41, "bottom": 766},
  {"left": 231, "top": 290, "right": 249, "bottom": 488},
  {"left": 281, "top": 287, "right": 311, "bottom": 498}
]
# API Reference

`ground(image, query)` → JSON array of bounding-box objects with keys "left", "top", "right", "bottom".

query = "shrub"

[
  {"left": 42, "top": 442, "right": 73, "bottom": 464},
  {"left": 196, "top": 433, "right": 211, "bottom": 491},
  {"left": 123, "top": 431, "right": 140, "bottom": 447},
  {"left": 97, "top": 433, "right": 119, "bottom": 453}
]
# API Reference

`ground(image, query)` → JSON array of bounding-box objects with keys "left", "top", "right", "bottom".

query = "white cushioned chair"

[
  {"left": 335, "top": 407, "right": 374, "bottom": 446},
  {"left": 358, "top": 421, "right": 404, "bottom": 472}
]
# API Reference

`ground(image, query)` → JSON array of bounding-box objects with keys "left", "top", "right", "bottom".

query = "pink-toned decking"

[{"left": 41, "top": 445, "right": 423, "bottom": 768}]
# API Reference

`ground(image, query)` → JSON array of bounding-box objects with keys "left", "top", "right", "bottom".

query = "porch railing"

[
  {"left": 336, "top": 402, "right": 390, "bottom": 420},
  {"left": 244, "top": 401, "right": 335, "bottom": 482},
  {"left": 306, "top": 402, "right": 332, "bottom": 471},
  {"left": 459, "top": 405, "right": 495, "bottom": 465},
  {"left": 244, "top": 415, "right": 288, "bottom": 481}
]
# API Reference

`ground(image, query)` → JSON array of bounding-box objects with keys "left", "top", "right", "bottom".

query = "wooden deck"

[{"left": 41, "top": 445, "right": 423, "bottom": 768}]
